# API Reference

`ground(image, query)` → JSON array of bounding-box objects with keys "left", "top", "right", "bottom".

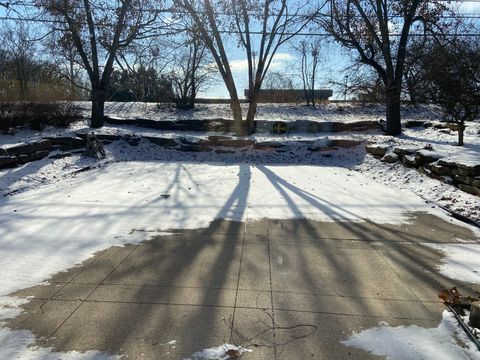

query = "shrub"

[{"left": 0, "top": 102, "right": 82, "bottom": 132}]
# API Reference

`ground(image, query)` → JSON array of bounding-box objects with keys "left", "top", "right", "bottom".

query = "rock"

[
  {"left": 214, "top": 149, "right": 235, "bottom": 154},
  {"left": 402, "top": 155, "right": 418, "bottom": 167},
  {"left": 439, "top": 159, "right": 480, "bottom": 177},
  {"left": 415, "top": 150, "right": 444, "bottom": 165},
  {"left": 0, "top": 155, "right": 17, "bottom": 169},
  {"left": 125, "top": 136, "right": 141, "bottom": 146},
  {"left": 49, "top": 152, "right": 72, "bottom": 159},
  {"left": 5, "top": 139, "right": 51, "bottom": 156},
  {"left": 422, "top": 122, "right": 433, "bottom": 128},
  {"left": 453, "top": 175, "right": 475, "bottom": 186},
  {"left": 308, "top": 146, "right": 334, "bottom": 152},
  {"left": 178, "top": 145, "right": 210, "bottom": 152},
  {"left": 470, "top": 302, "right": 480, "bottom": 328},
  {"left": 144, "top": 136, "right": 178, "bottom": 147},
  {"left": 366, "top": 144, "right": 390, "bottom": 157},
  {"left": 457, "top": 183, "right": 480, "bottom": 196},
  {"left": 405, "top": 120, "right": 425, "bottom": 128},
  {"left": 45, "top": 136, "right": 85, "bottom": 148},
  {"left": 75, "top": 133, "right": 121, "bottom": 142},
  {"left": 254, "top": 141, "right": 287, "bottom": 150},
  {"left": 381, "top": 152, "right": 399, "bottom": 163},
  {"left": 393, "top": 145, "right": 422, "bottom": 156},
  {"left": 208, "top": 135, "right": 231, "bottom": 141},
  {"left": 16, "top": 150, "right": 50, "bottom": 164},
  {"left": 327, "top": 139, "right": 362, "bottom": 148},
  {"left": 473, "top": 177, "right": 480, "bottom": 188},
  {"left": 428, "top": 161, "right": 452, "bottom": 176}
]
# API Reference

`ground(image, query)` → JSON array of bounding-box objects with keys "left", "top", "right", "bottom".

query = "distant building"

[{"left": 244, "top": 89, "right": 333, "bottom": 103}]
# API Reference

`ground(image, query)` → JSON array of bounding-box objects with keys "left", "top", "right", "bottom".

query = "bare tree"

[
  {"left": 2, "top": 23, "right": 37, "bottom": 100},
  {"left": 170, "top": 30, "right": 214, "bottom": 109},
  {"left": 36, "top": 0, "right": 160, "bottom": 127},
  {"left": 423, "top": 38, "right": 480, "bottom": 146},
  {"left": 322, "top": 0, "right": 447, "bottom": 135},
  {"left": 263, "top": 71, "right": 294, "bottom": 90},
  {"left": 174, "top": 0, "right": 324, "bottom": 135},
  {"left": 291, "top": 38, "right": 323, "bottom": 107}
]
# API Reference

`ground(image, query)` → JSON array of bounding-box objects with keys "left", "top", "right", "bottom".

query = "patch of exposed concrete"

[{"left": 5, "top": 212, "right": 480, "bottom": 359}]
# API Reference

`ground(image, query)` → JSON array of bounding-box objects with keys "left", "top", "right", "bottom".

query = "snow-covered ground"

[
  {"left": 343, "top": 310, "right": 480, "bottom": 360},
  {"left": 0, "top": 102, "right": 479, "bottom": 359},
  {"left": 75, "top": 101, "right": 443, "bottom": 123}
]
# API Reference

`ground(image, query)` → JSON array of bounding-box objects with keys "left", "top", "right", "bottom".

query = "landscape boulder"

[
  {"left": 393, "top": 145, "right": 422, "bottom": 157},
  {"left": 144, "top": 136, "right": 178, "bottom": 148},
  {"left": 405, "top": 120, "right": 425, "bottom": 128},
  {"left": 415, "top": 150, "right": 444, "bottom": 165},
  {"left": 327, "top": 139, "right": 362, "bottom": 148},
  {"left": 428, "top": 161, "right": 452, "bottom": 176},
  {"left": 5, "top": 139, "right": 51, "bottom": 156},
  {"left": 381, "top": 152, "right": 399, "bottom": 163},
  {"left": 402, "top": 155, "right": 418, "bottom": 167},
  {"left": 45, "top": 136, "right": 85, "bottom": 150},
  {"left": 0, "top": 155, "right": 17, "bottom": 169},
  {"left": 366, "top": 143, "right": 390, "bottom": 157},
  {"left": 439, "top": 159, "right": 480, "bottom": 177},
  {"left": 457, "top": 183, "right": 480, "bottom": 196},
  {"left": 16, "top": 150, "right": 50, "bottom": 164}
]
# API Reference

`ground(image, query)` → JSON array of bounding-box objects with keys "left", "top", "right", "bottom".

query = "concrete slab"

[
  {"left": 272, "top": 292, "right": 435, "bottom": 320},
  {"left": 375, "top": 212, "right": 479, "bottom": 243},
  {"left": 41, "top": 302, "right": 236, "bottom": 360},
  {"left": 269, "top": 244, "right": 418, "bottom": 300},
  {"left": 7, "top": 299, "right": 82, "bottom": 338},
  {"left": 103, "top": 239, "right": 243, "bottom": 289},
  {"left": 88, "top": 284, "right": 237, "bottom": 307},
  {"left": 71, "top": 245, "right": 137, "bottom": 284},
  {"left": 372, "top": 242, "right": 479, "bottom": 301},
  {"left": 267, "top": 218, "right": 386, "bottom": 240},
  {"left": 273, "top": 310, "right": 438, "bottom": 360},
  {"left": 238, "top": 242, "right": 271, "bottom": 291},
  {"left": 5, "top": 214, "right": 479, "bottom": 359}
]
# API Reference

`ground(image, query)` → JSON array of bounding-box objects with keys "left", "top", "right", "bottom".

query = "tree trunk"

[
  {"left": 245, "top": 97, "right": 258, "bottom": 135},
  {"left": 230, "top": 99, "right": 245, "bottom": 136},
  {"left": 91, "top": 88, "right": 106, "bottom": 128},
  {"left": 457, "top": 123, "right": 464, "bottom": 146},
  {"left": 385, "top": 87, "right": 402, "bottom": 135}
]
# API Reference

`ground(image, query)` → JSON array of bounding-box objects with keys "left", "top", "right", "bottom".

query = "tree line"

[{"left": 1, "top": 0, "right": 479, "bottom": 139}]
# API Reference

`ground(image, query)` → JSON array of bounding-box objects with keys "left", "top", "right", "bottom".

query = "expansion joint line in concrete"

[
  {"left": 266, "top": 220, "right": 278, "bottom": 359},
  {"left": 10, "top": 248, "right": 110, "bottom": 332},
  {"left": 371, "top": 246, "right": 436, "bottom": 320},
  {"left": 229, "top": 219, "right": 247, "bottom": 344},
  {"left": 42, "top": 244, "right": 141, "bottom": 345}
]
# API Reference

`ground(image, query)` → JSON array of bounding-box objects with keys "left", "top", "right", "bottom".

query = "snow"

[
  {"left": 183, "top": 343, "right": 251, "bottom": 360},
  {"left": 0, "top": 101, "right": 479, "bottom": 359},
  {"left": 342, "top": 310, "right": 480, "bottom": 360},
  {"left": 0, "top": 158, "right": 432, "bottom": 296},
  {"left": 424, "top": 243, "right": 480, "bottom": 284}
]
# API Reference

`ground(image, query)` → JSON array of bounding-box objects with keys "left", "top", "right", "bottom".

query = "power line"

[{"left": 1, "top": 15, "right": 480, "bottom": 37}]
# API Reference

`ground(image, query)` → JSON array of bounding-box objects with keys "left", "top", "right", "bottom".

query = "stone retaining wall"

[{"left": 366, "top": 144, "right": 480, "bottom": 196}]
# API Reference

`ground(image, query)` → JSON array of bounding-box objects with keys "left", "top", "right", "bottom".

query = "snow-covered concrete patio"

[
  {"left": 2, "top": 214, "right": 480, "bottom": 359},
  {"left": 1, "top": 160, "right": 480, "bottom": 359}
]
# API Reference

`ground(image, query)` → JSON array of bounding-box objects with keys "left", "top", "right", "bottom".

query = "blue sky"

[{"left": 1, "top": 1, "right": 479, "bottom": 100}]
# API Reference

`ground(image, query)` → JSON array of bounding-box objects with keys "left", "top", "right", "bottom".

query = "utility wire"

[{"left": 1, "top": 15, "right": 480, "bottom": 37}]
